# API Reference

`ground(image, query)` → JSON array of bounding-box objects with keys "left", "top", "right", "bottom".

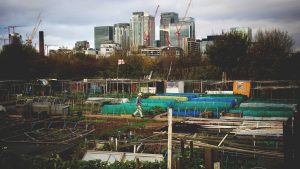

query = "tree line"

[{"left": 0, "top": 29, "right": 299, "bottom": 80}]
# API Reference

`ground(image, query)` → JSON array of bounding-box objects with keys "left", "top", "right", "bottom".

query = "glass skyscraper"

[
  {"left": 160, "top": 13, "right": 195, "bottom": 48},
  {"left": 169, "top": 17, "right": 195, "bottom": 48},
  {"left": 94, "top": 26, "right": 113, "bottom": 50},
  {"left": 160, "top": 12, "right": 179, "bottom": 47},
  {"left": 130, "top": 12, "right": 155, "bottom": 51}
]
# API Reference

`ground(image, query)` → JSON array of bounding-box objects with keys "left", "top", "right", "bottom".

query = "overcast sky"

[{"left": 1, "top": 0, "right": 300, "bottom": 51}]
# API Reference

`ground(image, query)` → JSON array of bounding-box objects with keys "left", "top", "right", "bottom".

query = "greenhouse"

[{"left": 101, "top": 93, "right": 242, "bottom": 118}]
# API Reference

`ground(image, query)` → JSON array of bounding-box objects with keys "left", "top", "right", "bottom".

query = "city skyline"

[{"left": 1, "top": 0, "right": 300, "bottom": 51}]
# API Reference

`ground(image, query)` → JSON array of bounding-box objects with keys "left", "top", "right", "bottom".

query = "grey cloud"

[
  {"left": 0, "top": 0, "right": 300, "bottom": 50},
  {"left": 190, "top": 0, "right": 300, "bottom": 21},
  {"left": 291, "top": 32, "right": 300, "bottom": 51}
]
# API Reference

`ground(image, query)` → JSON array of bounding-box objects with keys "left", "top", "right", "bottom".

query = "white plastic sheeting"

[
  {"left": 206, "top": 91, "right": 233, "bottom": 94},
  {"left": 82, "top": 150, "right": 164, "bottom": 164}
]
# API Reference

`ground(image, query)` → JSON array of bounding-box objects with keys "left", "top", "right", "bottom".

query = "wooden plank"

[{"left": 222, "top": 112, "right": 242, "bottom": 118}]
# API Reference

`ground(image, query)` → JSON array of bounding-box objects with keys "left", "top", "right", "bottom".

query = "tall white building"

[
  {"left": 114, "top": 23, "right": 130, "bottom": 51},
  {"left": 130, "top": 12, "right": 155, "bottom": 51}
]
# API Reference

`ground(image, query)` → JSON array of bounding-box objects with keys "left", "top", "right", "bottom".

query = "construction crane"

[
  {"left": 2, "top": 25, "right": 23, "bottom": 37},
  {"left": 45, "top": 44, "right": 58, "bottom": 56},
  {"left": 144, "top": 5, "right": 159, "bottom": 48},
  {"left": 6, "top": 25, "right": 23, "bottom": 36},
  {"left": 7, "top": 25, "right": 24, "bottom": 34},
  {"left": 6, "top": 25, "right": 24, "bottom": 44},
  {"left": 26, "top": 13, "right": 42, "bottom": 45},
  {"left": 175, "top": 0, "right": 192, "bottom": 48}
]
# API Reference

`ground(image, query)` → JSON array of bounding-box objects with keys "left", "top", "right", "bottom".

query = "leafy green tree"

[
  {"left": 156, "top": 55, "right": 176, "bottom": 80},
  {"left": 282, "top": 52, "right": 300, "bottom": 80},
  {"left": 248, "top": 29, "right": 295, "bottom": 79},
  {"left": 0, "top": 44, "right": 49, "bottom": 79},
  {"left": 48, "top": 51, "right": 100, "bottom": 79},
  {"left": 206, "top": 32, "right": 250, "bottom": 79},
  {"left": 98, "top": 57, "right": 114, "bottom": 78},
  {"left": 122, "top": 55, "right": 151, "bottom": 78}
]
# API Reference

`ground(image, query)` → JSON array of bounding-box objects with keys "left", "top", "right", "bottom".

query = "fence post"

[
  {"left": 168, "top": 107, "right": 173, "bottom": 169},
  {"left": 190, "top": 140, "right": 193, "bottom": 159},
  {"left": 180, "top": 139, "right": 185, "bottom": 157}
]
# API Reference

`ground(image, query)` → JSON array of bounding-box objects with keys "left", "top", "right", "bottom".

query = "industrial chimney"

[{"left": 39, "top": 31, "right": 44, "bottom": 56}]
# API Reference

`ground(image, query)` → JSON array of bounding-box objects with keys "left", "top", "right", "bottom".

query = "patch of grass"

[{"left": 79, "top": 119, "right": 106, "bottom": 124}]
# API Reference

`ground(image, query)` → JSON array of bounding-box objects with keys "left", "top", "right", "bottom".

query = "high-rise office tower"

[
  {"left": 130, "top": 12, "right": 155, "bottom": 51},
  {"left": 169, "top": 17, "right": 195, "bottom": 48},
  {"left": 160, "top": 12, "right": 179, "bottom": 47},
  {"left": 160, "top": 12, "right": 195, "bottom": 48},
  {"left": 114, "top": 23, "right": 130, "bottom": 51},
  {"left": 94, "top": 26, "right": 113, "bottom": 50}
]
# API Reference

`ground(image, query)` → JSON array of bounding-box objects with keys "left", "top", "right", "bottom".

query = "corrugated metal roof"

[{"left": 82, "top": 150, "right": 164, "bottom": 164}]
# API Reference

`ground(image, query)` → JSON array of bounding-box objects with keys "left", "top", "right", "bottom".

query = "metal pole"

[
  {"left": 130, "top": 80, "right": 132, "bottom": 97},
  {"left": 201, "top": 80, "right": 203, "bottom": 93},
  {"left": 115, "top": 138, "right": 118, "bottom": 151},
  {"left": 167, "top": 61, "right": 172, "bottom": 81},
  {"left": 122, "top": 79, "right": 124, "bottom": 98},
  {"left": 117, "top": 64, "right": 119, "bottom": 94},
  {"left": 134, "top": 145, "right": 136, "bottom": 153},
  {"left": 105, "top": 79, "right": 107, "bottom": 97},
  {"left": 168, "top": 107, "right": 173, "bottom": 169}
]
